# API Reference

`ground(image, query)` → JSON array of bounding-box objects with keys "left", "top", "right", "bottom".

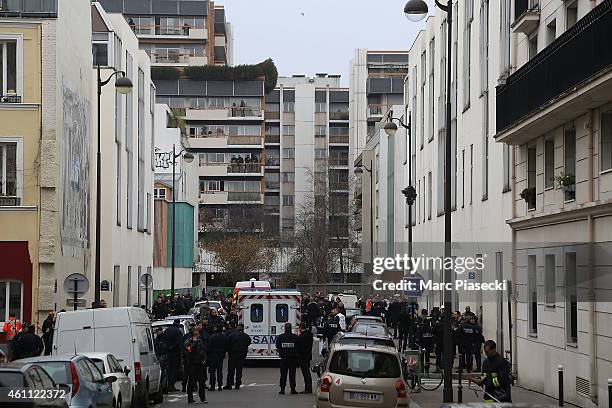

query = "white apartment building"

[
  {"left": 496, "top": 0, "right": 612, "bottom": 406},
  {"left": 92, "top": 3, "right": 155, "bottom": 307}
]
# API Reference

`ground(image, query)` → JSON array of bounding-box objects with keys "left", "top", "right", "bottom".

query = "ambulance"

[{"left": 236, "top": 289, "right": 301, "bottom": 359}]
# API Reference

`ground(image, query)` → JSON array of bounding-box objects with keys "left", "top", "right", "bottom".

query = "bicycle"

[{"left": 402, "top": 344, "right": 443, "bottom": 392}]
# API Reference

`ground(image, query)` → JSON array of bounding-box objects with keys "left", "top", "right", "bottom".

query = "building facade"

[
  {"left": 91, "top": 4, "right": 155, "bottom": 307},
  {"left": 95, "top": 0, "right": 232, "bottom": 68},
  {"left": 0, "top": 0, "right": 94, "bottom": 327},
  {"left": 496, "top": 0, "right": 612, "bottom": 406}
]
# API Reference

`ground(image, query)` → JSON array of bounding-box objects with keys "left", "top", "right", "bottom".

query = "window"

[
  {"left": 113, "top": 266, "right": 121, "bottom": 306},
  {"left": 0, "top": 141, "right": 18, "bottom": 203},
  {"left": 462, "top": 149, "right": 466, "bottom": 207},
  {"left": 283, "top": 148, "right": 295, "bottom": 159},
  {"left": 205, "top": 180, "right": 221, "bottom": 191},
  {"left": 546, "top": 18, "right": 556, "bottom": 46},
  {"left": 602, "top": 110, "right": 612, "bottom": 171},
  {"left": 427, "top": 171, "right": 432, "bottom": 220},
  {"left": 250, "top": 304, "right": 264, "bottom": 323},
  {"left": 137, "top": 68, "right": 145, "bottom": 232},
  {"left": 566, "top": 1, "right": 578, "bottom": 29},
  {"left": 503, "top": 144, "right": 511, "bottom": 192},
  {"left": 315, "top": 125, "right": 327, "bottom": 138},
  {"left": 315, "top": 102, "right": 327, "bottom": 112},
  {"left": 314, "top": 148, "right": 327, "bottom": 159},
  {"left": 545, "top": 139, "right": 555, "bottom": 189},
  {"left": 282, "top": 125, "right": 295, "bottom": 136},
  {"left": 545, "top": 254, "right": 556, "bottom": 305},
  {"left": 528, "top": 255, "right": 538, "bottom": 334},
  {"left": 479, "top": 0, "right": 489, "bottom": 95},
  {"left": 127, "top": 266, "right": 132, "bottom": 306},
  {"left": 283, "top": 195, "right": 294, "bottom": 206},
  {"left": 437, "top": 136, "right": 445, "bottom": 214},
  {"left": 125, "top": 52, "right": 134, "bottom": 229},
  {"left": 154, "top": 188, "right": 166, "bottom": 199},
  {"left": 412, "top": 66, "right": 418, "bottom": 150},
  {"left": 500, "top": 0, "right": 511, "bottom": 76},
  {"left": 420, "top": 52, "right": 426, "bottom": 149},
  {"left": 565, "top": 252, "right": 577, "bottom": 343},
  {"left": 428, "top": 38, "right": 435, "bottom": 142},
  {"left": 329, "top": 350, "right": 401, "bottom": 378},
  {"left": 527, "top": 145, "right": 537, "bottom": 210},
  {"left": 463, "top": 0, "right": 474, "bottom": 109},
  {"left": 0, "top": 37, "right": 18, "bottom": 98},
  {"left": 283, "top": 102, "right": 294, "bottom": 112},
  {"left": 92, "top": 37, "right": 108, "bottom": 66},
  {"left": 470, "top": 144, "right": 474, "bottom": 204},
  {"left": 276, "top": 304, "right": 289, "bottom": 323},
  {"left": 482, "top": 96, "right": 489, "bottom": 200},
  {"left": 282, "top": 172, "right": 295, "bottom": 183},
  {"left": 0, "top": 281, "right": 22, "bottom": 321},
  {"left": 528, "top": 35, "right": 538, "bottom": 60},
  {"left": 75, "top": 360, "right": 94, "bottom": 383},
  {"left": 84, "top": 359, "right": 104, "bottom": 383},
  {"left": 564, "top": 127, "right": 576, "bottom": 201}
]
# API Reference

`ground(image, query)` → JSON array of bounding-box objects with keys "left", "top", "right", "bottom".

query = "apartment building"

[
  {"left": 95, "top": 0, "right": 232, "bottom": 68},
  {"left": 496, "top": 0, "right": 612, "bottom": 406},
  {"left": 0, "top": 0, "right": 93, "bottom": 325},
  {"left": 91, "top": 3, "right": 155, "bottom": 307},
  {"left": 349, "top": 49, "right": 409, "bottom": 166}
]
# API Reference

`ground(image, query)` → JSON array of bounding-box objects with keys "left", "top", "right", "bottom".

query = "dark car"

[{"left": 0, "top": 362, "right": 68, "bottom": 407}]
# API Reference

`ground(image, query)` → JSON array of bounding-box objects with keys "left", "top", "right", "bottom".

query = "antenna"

[{"left": 73, "top": 340, "right": 77, "bottom": 356}]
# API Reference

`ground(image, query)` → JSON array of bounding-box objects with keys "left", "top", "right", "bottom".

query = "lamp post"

[
  {"left": 94, "top": 65, "right": 133, "bottom": 306},
  {"left": 170, "top": 144, "right": 194, "bottom": 295},
  {"left": 404, "top": 0, "right": 454, "bottom": 402},
  {"left": 354, "top": 160, "right": 375, "bottom": 280}
]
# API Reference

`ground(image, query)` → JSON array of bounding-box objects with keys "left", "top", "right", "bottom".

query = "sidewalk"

[{"left": 409, "top": 382, "right": 561, "bottom": 408}]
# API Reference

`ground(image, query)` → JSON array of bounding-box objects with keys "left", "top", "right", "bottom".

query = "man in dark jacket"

[
  {"left": 321, "top": 309, "right": 341, "bottom": 347},
  {"left": 181, "top": 324, "right": 195, "bottom": 392},
  {"left": 397, "top": 306, "right": 411, "bottom": 352},
  {"left": 473, "top": 340, "right": 512, "bottom": 402},
  {"left": 387, "top": 298, "right": 402, "bottom": 338},
  {"left": 224, "top": 324, "right": 251, "bottom": 389},
  {"left": 183, "top": 328, "right": 207, "bottom": 404},
  {"left": 152, "top": 297, "right": 168, "bottom": 320},
  {"left": 275, "top": 323, "right": 299, "bottom": 395},
  {"left": 307, "top": 299, "right": 320, "bottom": 328},
  {"left": 297, "top": 323, "right": 313, "bottom": 394},
  {"left": 164, "top": 320, "right": 184, "bottom": 391},
  {"left": 207, "top": 326, "right": 227, "bottom": 391},
  {"left": 13, "top": 324, "right": 43, "bottom": 360},
  {"left": 41, "top": 312, "right": 55, "bottom": 356}
]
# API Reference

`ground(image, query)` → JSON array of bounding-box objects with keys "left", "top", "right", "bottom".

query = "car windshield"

[
  {"left": 338, "top": 338, "right": 395, "bottom": 348},
  {"left": 329, "top": 350, "right": 400, "bottom": 378},
  {"left": 0, "top": 372, "right": 24, "bottom": 387},
  {"left": 353, "top": 324, "right": 388, "bottom": 336},
  {"left": 91, "top": 359, "right": 106, "bottom": 374},
  {"left": 37, "top": 362, "right": 70, "bottom": 385}
]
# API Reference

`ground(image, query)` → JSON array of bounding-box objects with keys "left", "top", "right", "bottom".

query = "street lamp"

[
  {"left": 94, "top": 66, "right": 133, "bottom": 307},
  {"left": 403, "top": 0, "right": 455, "bottom": 402},
  {"left": 354, "top": 161, "right": 375, "bottom": 281},
  {"left": 170, "top": 144, "right": 194, "bottom": 295}
]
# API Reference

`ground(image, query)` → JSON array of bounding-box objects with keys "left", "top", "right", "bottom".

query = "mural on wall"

[{"left": 60, "top": 83, "right": 91, "bottom": 255}]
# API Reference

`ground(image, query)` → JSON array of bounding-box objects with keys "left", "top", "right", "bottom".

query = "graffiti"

[
  {"left": 155, "top": 147, "right": 172, "bottom": 170},
  {"left": 60, "top": 83, "right": 91, "bottom": 254}
]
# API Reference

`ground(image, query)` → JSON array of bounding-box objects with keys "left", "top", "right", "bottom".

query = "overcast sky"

[{"left": 220, "top": 0, "right": 433, "bottom": 86}]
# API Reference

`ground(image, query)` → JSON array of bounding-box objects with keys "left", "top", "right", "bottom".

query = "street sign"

[
  {"left": 140, "top": 273, "right": 153, "bottom": 289},
  {"left": 66, "top": 298, "right": 86, "bottom": 307},
  {"left": 403, "top": 274, "right": 424, "bottom": 298},
  {"left": 63, "top": 274, "right": 89, "bottom": 295},
  {"left": 100, "top": 280, "right": 110, "bottom": 291},
  {"left": 468, "top": 272, "right": 476, "bottom": 280}
]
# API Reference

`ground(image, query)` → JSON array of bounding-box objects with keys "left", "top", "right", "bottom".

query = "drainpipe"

[
  {"left": 511, "top": 145, "right": 518, "bottom": 380},
  {"left": 587, "top": 110, "right": 598, "bottom": 405}
]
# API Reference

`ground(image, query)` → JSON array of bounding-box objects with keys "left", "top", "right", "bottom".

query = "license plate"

[{"left": 345, "top": 392, "right": 381, "bottom": 402}]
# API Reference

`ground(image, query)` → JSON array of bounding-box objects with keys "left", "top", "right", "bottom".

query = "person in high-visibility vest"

[{"left": 3, "top": 313, "right": 22, "bottom": 361}]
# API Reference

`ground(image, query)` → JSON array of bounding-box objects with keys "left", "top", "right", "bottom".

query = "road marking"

[{"left": 245, "top": 382, "right": 276, "bottom": 387}]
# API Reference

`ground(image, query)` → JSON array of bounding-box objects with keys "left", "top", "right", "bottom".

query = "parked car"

[
  {"left": 313, "top": 344, "right": 408, "bottom": 408},
  {"left": 0, "top": 362, "right": 68, "bottom": 407},
  {"left": 52, "top": 307, "right": 162, "bottom": 407},
  {"left": 349, "top": 315, "right": 384, "bottom": 330},
  {"left": 352, "top": 322, "right": 392, "bottom": 338},
  {"left": 152, "top": 319, "right": 190, "bottom": 335},
  {"left": 331, "top": 332, "right": 396, "bottom": 349},
  {"left": 164, "top": 315, "right": 196, "bottom": 327},
  {"left": 83, "top": 353, "right": 133, "bottom": 408},
  {"left": 17, "top": 355, "right": 115, "bottom": 408},
  {"left": 193, "top": 300, "right": 226, "bottom": 319}
]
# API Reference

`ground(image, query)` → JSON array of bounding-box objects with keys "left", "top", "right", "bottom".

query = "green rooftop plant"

[{"left": 184, "top": 58, "right": 278, "bottom": 93}]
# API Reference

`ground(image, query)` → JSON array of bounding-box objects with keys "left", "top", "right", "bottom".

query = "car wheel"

[{"left": 151, "top": 384, "right": 163, "bottom": 405}]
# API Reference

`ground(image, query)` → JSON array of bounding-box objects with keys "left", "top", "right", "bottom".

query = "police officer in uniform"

[
  {"left": 225, "top": 324, "right": 251, "bottom": 390},
  {"left": 207, "top": 325, "right": 228, "bottom": 391},
  {"left": 322, "top": 308, "right": 341, "bottom": 348},
  {"left": 297, "top": 323, "right": 313, "bottom": 394},
  {"left": 184, "top": 327, "right": 208, "bottom": 404},
  {"left": 471, "top": 316, "right": 484, "bottom": 372},
  {"left": 275, "top": 323, "right": 299, "bottom": 395},
  {"left": 416, "top": 309, "right": 434, "bottom": 366}
]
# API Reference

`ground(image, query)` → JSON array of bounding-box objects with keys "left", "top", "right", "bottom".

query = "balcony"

[
  {"left": 265, "top": 205, "right": 280, "bottom": 215},
  {"left": 132, "top": 24, "right": 208, "bottom": 40},
  {"left": 150, "top": 52, "right": 208, "bottom": 67},
  {"left": 329, "top": 134, "right": 349, "bottom": 144},
  {"left": 0, "top": 0, "right": 57, "bottom": 16},
  {"left": 227, "top": 135, "right": 264, "bottom": 146},
  {"left": 199, "top": 191, "right": 264, "bottom": 205},
  {"left": 185, "top": 106, "right": 263, "bottom": 121},
  {"left": 367, "top": 104, "right": 384, "bottom": 120},
  {"left": 0, "top": 196, "right": 21, "bottom": 206},
  {"left": 265, "top": 158, "right": 280, "bottom": 167},
  {"left": 512, "top": 0, "right": 540, "bottom": 35},
  {"left": 199, "top": 162, "right": 263, "bottom": 177},
  {"left": 329, "top": 110, "right": 349, "bottom": 121},
  {"left": 265, "top": 134, "right": 280, "bottom": 144},
  {"left": 497, "top": 0, "right": 612, "bottom": 144}
]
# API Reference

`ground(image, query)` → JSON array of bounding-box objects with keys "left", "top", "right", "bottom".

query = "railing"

[
  {"left": 0, "top": 95, "right": 21, "bottom": 103},
  {"left": 515, "top": 0, "right": 539, "bottom": 22},
  {"left": 265, "top": 158, "right": 280, "bottom": 166},
  {"left": 151, "top": 52, "right": 197, "bottom": 64},
  {"left": 129, "top": 24, "right": 207, "bottom": 36},
  {"left": 265, "top": 182, "right": 280, "bottom": 190},
  {"left": 329, "top": 135, "right": 349, "bottom": 144},
  {"left": 497, "top": 0, "right": 612, "bottom": 132},
  {"left": 0, "top": 0, "right": 57, "bottom": 15},
  {"left": 367, "top": 104, "right": 384, "bottom": 116},
  {"left": 190, "top": 130, "right": 262, "bottom": 139},
  {"left": 329, "top": 111, "right": 349, "bottom": 120},
  {"left": 265, "top": 134, "right": 280, "bottom": 144},
  {"left": 227, "top": 192, "right": 262, "bottom": 202},
  {"left": 227, "top": 135, "right": 263, "bottom": 145},
  {"left": 265, "top": 111, "right": 280, "bottom": 120},
  {"left": 329, "top": 157, "right": 349, "bottom": 166},
  {"left": 228, "top": 107, "right": 263, "bottom": 118},
  {"left": 200, "top": 162, "right": 263, "bottom": 174},
  {"left": 0, "top": 196, "right": 21, "bottom": 206}
]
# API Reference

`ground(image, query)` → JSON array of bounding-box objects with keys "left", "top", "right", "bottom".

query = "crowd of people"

[{"left": 1, "top": 311, "right": 59, "bottom": 362}]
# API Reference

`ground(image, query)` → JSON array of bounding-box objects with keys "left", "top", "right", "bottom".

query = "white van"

[
  {"left": 52, "top": 307, "right": 162, "bottom": 408},
  {"left": 327, "top": 292, "right": 359, "bottom": 309},
  {"left": 237, "top": 290, "right": 301, "bottom": 359}
]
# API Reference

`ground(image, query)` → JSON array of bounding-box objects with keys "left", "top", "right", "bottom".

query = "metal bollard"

[
  {"left": 558, "top": 365, "right": 564, "bottom": 407},
  {"left": 457, "top": 363, "right": 463, "bottom": 403},
  {"left": 608, "top": 378, "right": 611, "bottom": 408}
]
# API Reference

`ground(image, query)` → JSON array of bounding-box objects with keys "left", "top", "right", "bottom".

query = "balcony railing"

[
  {"left": 329, "top": 135, "right": 349, "bottom": 144},
  {"left": 497, "top": 0, "right": 612, "bottom": 133},
  {"left": 228, "top": 107, "right": 263, "bottom": 118},
  {"left": 130, "top": 24, "right": 207, "bottom": 36},
  {"left": 265, "top": 182, "right": 280, "bottom": 190},
  {"left": 367, "top": 104, "right": 384, "bottom": 117},
  {"left": 265, "top": 158, "right": 280, "bottom": 166},
  {"left": 227, "top": 192, "right": 262, "bottom": 202},
  {"left": 265, "top": 134, "right": 280, "bottom": 144},
  {"left": 0, "top": 196, "right": 21, "bottom": 206},
  {"left": 329, "top": 157, "right": 349, "bottom": 167},
  {"left": 265, "top": 111, "right": 280, "bottom": 120},
  {"left": 0, "top": 95, "right": 21, "bottom": 103},
  {"left": 514, "top": 0, "right": 539, "bottom": 22},
  {"left": 227, "top": 135, "right": 263, "bottom": 145},
  {"left": 329, "top": 111, "right": 349, "bottom": 120},
  {"left": 0, "top": 0, "right": 57, "bottom": 15},
  {"left": 200, "top": 162, "right": 263, "bottom": 174}
]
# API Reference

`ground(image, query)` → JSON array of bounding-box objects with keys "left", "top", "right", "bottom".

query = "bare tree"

[{"left": 205, "top": 235, "right": 273, "bottom": 284}]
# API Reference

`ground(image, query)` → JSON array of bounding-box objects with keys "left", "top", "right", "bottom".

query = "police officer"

[
  {"left": 397, "top": 305, "right": 410, "bottom": 352},
  {"left": 307, "top": 297, "right": 320, "bottom": 329},
  {"left": 472, "top": 340, "right": 512, "bottom": 402},
  {"left": 207, "top": 325, "right": 227, "bottom": 391},
  {"left": 275, "top": 322, "right": 299, "bottom": 395},
  {"left": 387, "top": 297, "right": 402, "bottom": 339},
  {"left": 297, "top": 323, "right": 313, "bottom": 394},
  {"left": 457, "top": 317, "right": 475, "bottom": 371},
  {"left": 13, "top": 324, "right": 43, "bottom": 360},
  {"left": 416, "top": 309, "right": 434, "bottom": 366},
  {"left": 164, "top": 319, "right": 184, "bottom": 391},
  {"left": 322, "top": 308, "right": 341, "bottom": 348},
  {"left": 471, "top": 316, "right": 484, "bottom": 372},
  {"left": 225, "top": 324, "right": 251, "bottom": 390},
  {"left": 183, "top": 327, "right": 207, "bottom": 404},
  {"left": 153, "top": 328, "right": 169, "bottom": 393},
  {"left": 432, "top": 316, "right": 444, "bottom": 372}
]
